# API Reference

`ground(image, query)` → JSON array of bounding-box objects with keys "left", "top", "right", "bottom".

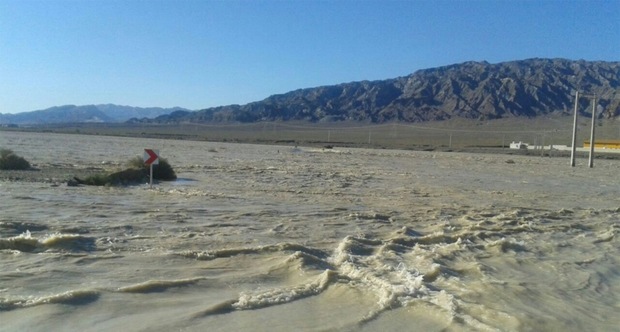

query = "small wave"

[
  {"left": 184, "top": 230, "right": 518, "bottom": 330},
  {"left": 117, "top": 277, "right": 205, "bottom": 293},
  {"left": 11, "top": 196, "right": 37, "bottom": 200},
  {"left": 0, "top": 231, "right": 39, "bottom": 252},
  {"left": 429, "top": 290, "right": 457, "bottom": 317},
  {"left": 284, "top": 251, "right": 333, "bottom": 270},
  {"left": 177, "top": 242, "right": 327, "bottom": 261},
  {"left": 0, "top": 221, "right": 48, "bottom": 234},
  {"left": 41, "top": 233, "right": 96, "bottom": 251},
  {"left": 388, "top": 231, "right": 461, "bottom": 248},
  {"left": 393, "top": 226, "right": 423, "bottom": 237},
  {"left": 327, "top": 234, "right": 510, "bottom": 329},
  {"left": 0, "top": 290, "right": 100, "bottom": 311},
  {"left": 0, "top": 231, "right": 96, "bottom": 252},
  {"left": 593, "top": 229, "right": 615, "bottom": 243},
  {"left": 233, "top": 269, "right": 338, "bottom": 310},
  {"left": 348, "top": 212, "right": 392, "bottom": 222},
  {"left": 485, "top": 238, "right": 526, "bottom": 253},
  {"left": 327, "top": 235, "right": 438, "bottom": 323},
  {"left": 338, "top": 258, "right": 428, "bottom": 324},
  {"left": 191, "top": 270, "right": 340, "bottom": 319},
  {"left": 165, "top": 188, "right": 208, "bottom": 197},
  {"left": 72, "top": 254, "right": 124, "bottom": 265},
  {"left": 331, "top": 236, "right": 381, "bottom": 265},
  {"left": 543, "top": 208, "right": 575, "bottom": 220},
  {"left": 35, "top": 289, "right": 100, "bottom": 306},
  {"left": 191, "top": 299, "right": 238, "bottom": 317},
  {"left": 0, "top": 299, "right": 18, "bottom": 311}
]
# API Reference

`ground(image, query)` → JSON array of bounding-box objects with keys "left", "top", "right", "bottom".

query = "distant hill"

[
  {"left": 144, "top": 58, "right": 619, "bottom": 124},
  {"left": 0, "top": 104, "right": 189, "bottom": 125}
]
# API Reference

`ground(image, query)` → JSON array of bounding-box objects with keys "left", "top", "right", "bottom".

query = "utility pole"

[
  {"left": 570, "top": 91, "right": 579, "bottom": 167},
  {"left": 571, "top": 91, "right": 600, "bottom": 168},
  {"left": 588, "top": 94, "right": 597, "bottom": 168},
  {"left": 571, "top": 92, "right": 619, "bottom": 167}
]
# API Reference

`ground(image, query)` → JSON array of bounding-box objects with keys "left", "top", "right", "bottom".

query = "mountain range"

[
  {"left": 2, "top": 58, "right": 619, "bottom": 126},
  {"left": 144, "top": 58, "right": 619, "bottom": 124},
  {"left": 0, "top": 104, "right": 188, "bottom": 125}
]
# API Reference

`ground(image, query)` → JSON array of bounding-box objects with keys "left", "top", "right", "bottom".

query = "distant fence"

[
  {"left": 166, "top": 121, "right": 582, "bottom": 149},
  {"left": 28, "top": 118, "right": 618, "bottom": 150}
]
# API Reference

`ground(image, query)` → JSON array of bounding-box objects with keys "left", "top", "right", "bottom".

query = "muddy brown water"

[{"left": 1, "top": 131, "right": 619, "bottom": 331}]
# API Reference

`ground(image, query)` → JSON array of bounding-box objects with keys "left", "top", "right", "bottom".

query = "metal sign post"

[
  {"left": 149, "top": 163, "right": 154, "bottom": 188},
  {"left": 143, "top": 149, "right": 159, "bottom": 188}
]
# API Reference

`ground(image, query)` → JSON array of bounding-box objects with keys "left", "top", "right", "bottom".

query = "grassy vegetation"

[
  {"left": 127, "top": 156, "right": 177, "bottom": 181},
  {"left": 77, "top": 173, "right": 111, "bottom": 186},
  {"left": 77, "top": 156, "right": 176, "bottom": 186},
  {"left": 0, "top": 149, "right": 31, "bottom": 170}
]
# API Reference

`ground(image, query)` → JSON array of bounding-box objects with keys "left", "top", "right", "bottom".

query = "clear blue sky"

[{"left": 1, "top": 0, "right": 618, "bottom": 114}]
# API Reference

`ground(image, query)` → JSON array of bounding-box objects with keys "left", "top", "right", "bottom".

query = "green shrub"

[
  {"left": 0, "top": 149, "right": 31, "bottom": 170},
  {"left": 107, "top": 168, "right": 149, "bottom": 185},
  {"left": 127, "top": 156, "right": 147, "bottom": 169},
  {"left": 74, "top": 156, "right": 176, "bottom": 186},
  {"left": 77, "top": 169, "right": 149, "bottom": 186},
  {"left": 78, "top": 173, "right": 110, "bottom": 186},
  {"left": 127, "top": 156, "right": 177, "bottom": 181}
]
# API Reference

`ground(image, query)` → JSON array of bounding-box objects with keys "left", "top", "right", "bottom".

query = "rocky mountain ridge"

[
  {"left": 3, "top": 59, "right": 618, "bottom": 126},
  {"left": 147, "top": 58, "right": 619, "bottom": 124},
  {"left": 0, "top": 104, "right": 188, "bottom": 125}
]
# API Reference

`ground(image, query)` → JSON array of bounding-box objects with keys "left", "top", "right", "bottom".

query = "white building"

[{"left": 509, "top": 141, "right": 528, "bottom": 149}]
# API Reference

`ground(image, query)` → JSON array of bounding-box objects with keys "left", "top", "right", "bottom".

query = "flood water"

[{"left": 1, "top": 131, "right": 619, "bottom": 331}]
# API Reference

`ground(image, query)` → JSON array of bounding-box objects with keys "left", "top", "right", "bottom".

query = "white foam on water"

[
  {"left": 328, "top": 235, "right": 446, "bottom": 323},
  {"left": 0, "top": 230, "right": 39, "bottom": 252},
  {"left": 1, "top": 289, "right": 100, "bottom": 311},
  {"left": 232, "top": 269, "right": 338, "bottom": 310},
  {"left": 0, "top": 231, "right": 97, "bottom": 253}
]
